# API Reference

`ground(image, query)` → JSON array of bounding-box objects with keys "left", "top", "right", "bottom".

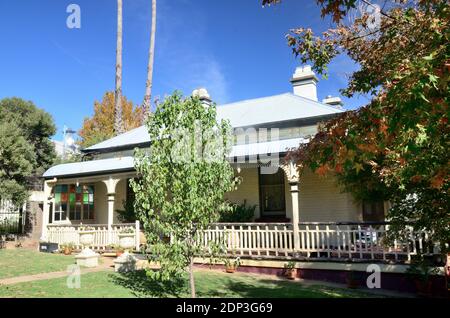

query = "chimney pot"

[
  {"left": 322, "top": 96, "right": 344, "bottom": 109},
  {"left": 290, "top": 65, "right": 319, "bottom": 101},
  {"left": 192, "top": 88, "right": 212, "bottom": 106}
]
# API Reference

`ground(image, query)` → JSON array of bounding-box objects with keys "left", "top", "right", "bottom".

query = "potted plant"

[
  {"left": 283, "top": 261, "right": 297, "bottom": 280},
  {"left": 60, "top": 242, "right": 75, "bottom": 255},
  {"left": 108, "top": 244, "right": 124, "bottom": 257},
  {"left": 78, "top": 225, "right": 96, "bottom": 247},
  {"left": 110, "top": 244, "right": 125, "bottom": 257},
  {"left": 406, "top": 254, "right": 439, "bottom": 297},
  {"left": 346, "top": 271, "right": 359, "bottom": 289},
  {"left": 118, "top": 226, "right": 136, "bottom": 251},
  {"left": 224, "top": 256, "right": 241, "bottom": 273}
]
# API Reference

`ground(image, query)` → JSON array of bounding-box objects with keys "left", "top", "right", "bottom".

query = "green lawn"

[
  {"left": 0, "top": 269, "right": 384, "bottom": 298},
  {"left": 0, "top": 249, "right": 76, "bottom": 279},
  {"left": 0, "top": 249, "right": 385, "bottom": 298}
]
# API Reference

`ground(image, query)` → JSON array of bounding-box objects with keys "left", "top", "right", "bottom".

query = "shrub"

[
  {"left": 219, "top": 200, "right": 256, "bottom": 223},
  {"left": 116, "top": 200, "right": 137, "bottom": 223}
]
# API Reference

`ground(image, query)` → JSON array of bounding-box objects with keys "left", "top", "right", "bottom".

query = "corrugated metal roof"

[
  {"left": 84, "top": 126, "right": 149, "bottom": 152},
  {"left": 84, "top": 93, "right": 342, "bottom": 152},
  {"left": 217, "top": 93, "right": 342, "bottom": 127},
  {"left": 44, "top": 137, "right": 306, "bottom": 178},
  {"left": 43, "top": 156, "right": 134, "bottom": 178}
]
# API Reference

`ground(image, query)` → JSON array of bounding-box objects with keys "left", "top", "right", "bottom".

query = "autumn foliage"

[
  {"left": 78, "top": 91, "right": 145, "bottom": 148},
  {"left": 267, "top": 0, "right": 449, "bottom": 246}
]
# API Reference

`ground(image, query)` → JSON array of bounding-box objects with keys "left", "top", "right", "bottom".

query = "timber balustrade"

[
  {"left": 195, "top": 222, "right": 438, "bottom": 262},
  {"left": 47, "top": 221, "right": 140, "bottom": 251},
  {"left": 47, "top": 221, "right": 439, "bottom": 262}
]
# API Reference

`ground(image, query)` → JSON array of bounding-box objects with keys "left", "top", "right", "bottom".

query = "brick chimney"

[{"left": 290, "top": 65, "right": 318, "bottom": 101}]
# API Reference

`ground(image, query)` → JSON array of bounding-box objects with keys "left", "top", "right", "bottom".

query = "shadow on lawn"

[
  {"left": 196, "top": 277, "right": 333, "bottom": 298},
  {"left": 109, "top": 270, "right": 187, "bottom": 298},
  {"left": 109, "top": 269, "right": 349, "bottom": 298}
]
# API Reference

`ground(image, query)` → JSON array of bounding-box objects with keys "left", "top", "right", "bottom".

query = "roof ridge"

[
  {"left": 218, "top": 93, "right": 290, "bottom": 108},
  {"left": 285, "top": 93, "right": 344, "bottom": 112},
  {"left": 85, "top": 125, "right": 147, "bottom": 150}
]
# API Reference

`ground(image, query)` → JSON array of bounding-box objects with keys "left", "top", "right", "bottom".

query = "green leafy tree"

[
  {"left": 264, "top": 1, "right": 449, "bottom": 247},
  {"left": 131, "top": 92, "right": 237, "bottom": 298},
  {"left": 0, "top": 122, "right": 35, "bottom": 204},
  {"left": 0, "top": 97, "right": 56, "bottom": 176}
]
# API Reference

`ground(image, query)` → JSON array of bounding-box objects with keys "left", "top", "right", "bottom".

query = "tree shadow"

[
  {"left": 109, "top": 269, "right": 187, "bottom": 298},
  {"left": 196, "top": 275, "right": 376, "bottom": 298},
  {"left": 195, "top": 277, "right": 318, "bottom": 298},
  {"left": 109, "top": 269, "right": 379, "bottom": 298}
]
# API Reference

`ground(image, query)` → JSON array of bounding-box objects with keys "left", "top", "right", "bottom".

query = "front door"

[{"left": 258, "top": 167, "right": 286, "bottom": 218}]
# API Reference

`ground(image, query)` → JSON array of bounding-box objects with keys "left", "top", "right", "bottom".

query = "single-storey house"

[{"left": 41, "top": 66, "right": 424, "bottom": 262}]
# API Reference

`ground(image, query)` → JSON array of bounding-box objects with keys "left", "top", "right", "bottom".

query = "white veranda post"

[
  {"left": 102, "top": 177, "right": 120, "bottom": 244},
  {"left": 40, "top": 179, "right": 56, "bottom": 242},
  {"left": 281, "top": 160, "right": 301, "bottom": 252}
]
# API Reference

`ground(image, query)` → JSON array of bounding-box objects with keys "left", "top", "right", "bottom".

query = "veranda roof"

[
  {"left": 43, "top": 137, "right": 306, "bottom": 179},
  {"left": 43, "top": 156, "right": 134, "bottom": 179}
]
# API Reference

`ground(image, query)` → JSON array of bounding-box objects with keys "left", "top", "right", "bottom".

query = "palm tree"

[
  {"left": 114, "top": 0, "right": 124, "bottom": 135},
  {"left": 143, "top": 0, "right": 157, "bottom": 117}
]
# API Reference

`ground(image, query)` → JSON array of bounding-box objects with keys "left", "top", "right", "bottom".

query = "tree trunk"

[
  {"left": 189, "top": 257, "right": 196, "bottom": 298},
  {"left": 114, "top": 0, "right": 124, "bottom": 135},
  {"left": 143, "top": 0, "right": 157, "bottom": 117}
]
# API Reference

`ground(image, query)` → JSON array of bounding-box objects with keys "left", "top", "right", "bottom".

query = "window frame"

[{"left": 52, "top": 184, "right": 95, "bottom": 223}]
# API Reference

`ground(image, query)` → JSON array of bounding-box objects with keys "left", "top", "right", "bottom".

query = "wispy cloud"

[
  {"left": 191, "top": 58, "right": 228, "bottom": 104},
  {"left": 132, "top": 0, "right": 229, "bottom": 104},
  {"left": 160, "top": 53, "right": 229, "bottom": 104}
]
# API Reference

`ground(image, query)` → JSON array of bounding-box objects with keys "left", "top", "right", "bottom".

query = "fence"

[{"left": 0, "top": 199, "right": 23, "bottom": 235}]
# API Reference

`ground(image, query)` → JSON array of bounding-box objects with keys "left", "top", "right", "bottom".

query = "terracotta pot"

[
  {"left": 285, "top": 268, "right": 297, "bottom": 280},
  {"left": 415, "top": 279, "right": 432, "bottom": 297},
  {"left": 225, "top": 264, "right": 236, "bottom": 273},
  {"left": 346, "top": 278, "right": 359, "bottom": 289},
  {"left": 63, "top": 247, "right": 72, "bottom": 255},
  {"left": 346, "top": 272, "right": 360, "bottom": 289}
]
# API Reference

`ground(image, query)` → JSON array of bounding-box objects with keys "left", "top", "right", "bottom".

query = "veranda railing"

[
  {"left": 195, "top": 222, "right": 438, "bottom": 262},
  {"left": 47, "top": 221, "right": 438, "bottom": 263},
  {"left": 47, "top": 221, "right": 140, "bottom": 251}
]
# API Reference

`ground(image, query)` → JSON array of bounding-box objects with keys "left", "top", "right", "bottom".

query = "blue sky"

[{"left": 0, "top": 0, "right": 369, "bottom": 140}]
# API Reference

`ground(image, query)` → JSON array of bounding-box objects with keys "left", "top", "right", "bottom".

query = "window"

[
  {"left": 54, "top": 185, "right": 67, "bottom": 221},
  {"left": 54, "top": 184, "right": 95, "bottom": 222},
  {"left": 258, "top": 168, "right": 286, "bottom": 217},
  {"left": 362, "top": 201, "right": 385, "bottom": 222}
]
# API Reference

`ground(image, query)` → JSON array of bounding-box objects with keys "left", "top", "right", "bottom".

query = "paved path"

[{"left": 0, "top": 257, "right": 115, "bottom": 286}]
